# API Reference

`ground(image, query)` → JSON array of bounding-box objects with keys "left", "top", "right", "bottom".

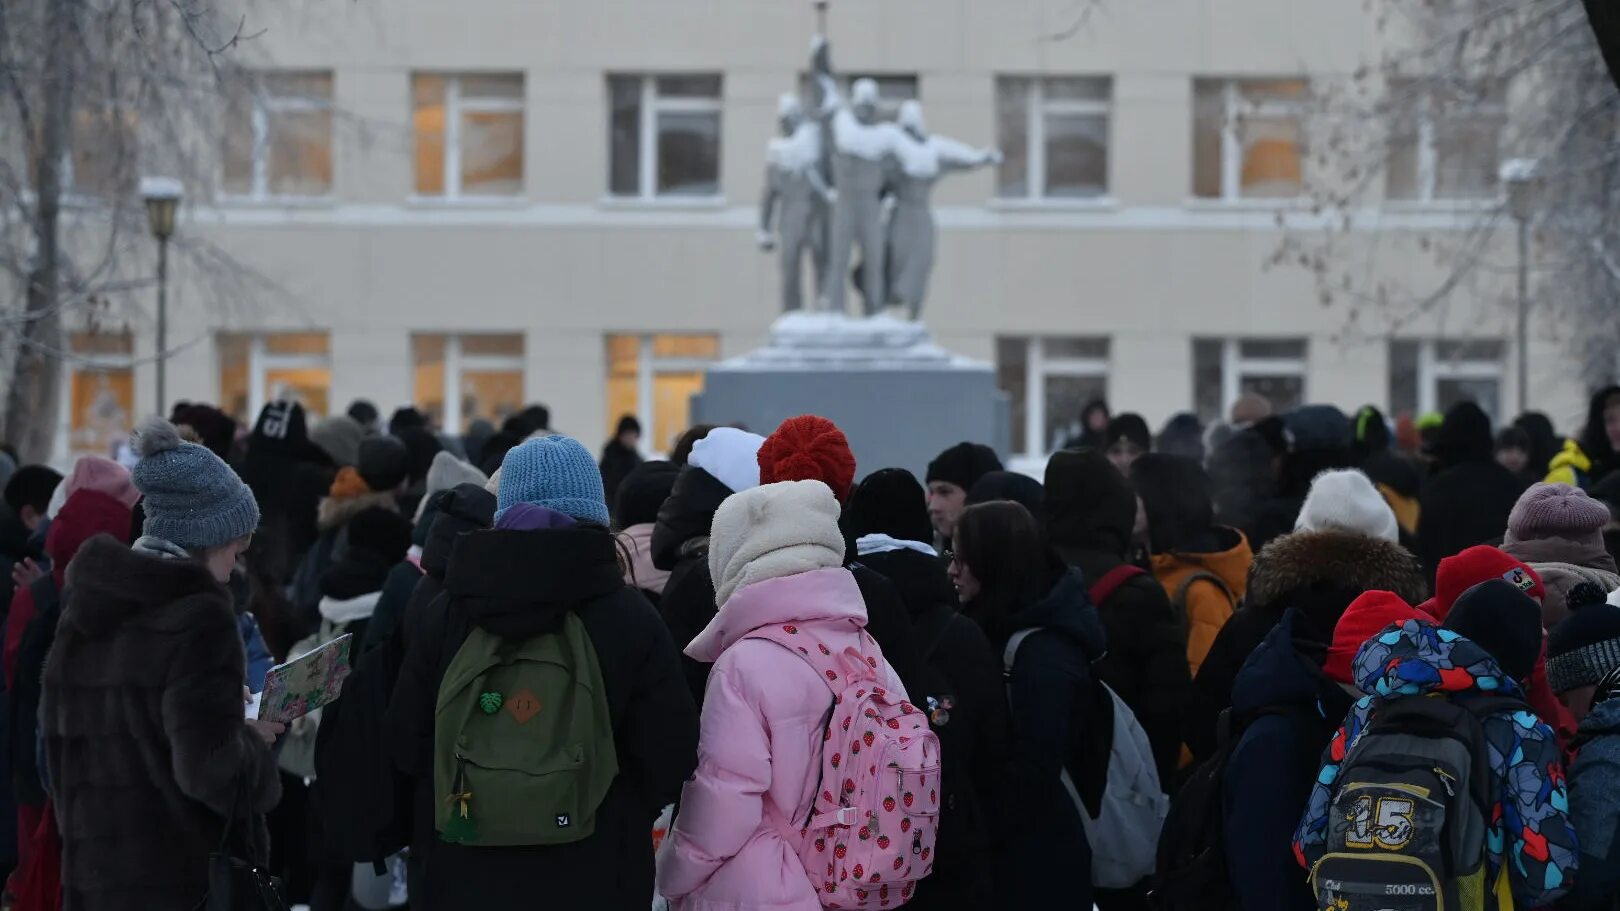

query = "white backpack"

[{"left": 1004, "top": 628, "right": 1168, "bottom": 890}]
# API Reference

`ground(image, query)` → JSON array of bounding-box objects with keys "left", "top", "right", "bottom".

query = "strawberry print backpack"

[{"left": 747, "top": 623, "right": 942, "bottom": 910}]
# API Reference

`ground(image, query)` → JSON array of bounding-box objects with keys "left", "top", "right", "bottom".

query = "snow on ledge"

[{"left": 710, "top": 311, "right": 989, "bottom": 373}]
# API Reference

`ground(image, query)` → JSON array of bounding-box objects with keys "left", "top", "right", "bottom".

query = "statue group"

[{"left": 758, "top": 37, "right": 1000, "bottom": 320}]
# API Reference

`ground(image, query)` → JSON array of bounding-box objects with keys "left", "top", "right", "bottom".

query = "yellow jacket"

[
  {"left": 1150, "top": 529, "right": 1253, "bottom": 680},
  {"left": 1545, "top": 439, "right": 1591, "bottom": 487}
]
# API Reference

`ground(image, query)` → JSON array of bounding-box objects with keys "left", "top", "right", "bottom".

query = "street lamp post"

[
  {"left": 140, "top": 177, "right": 182, "bottom": 417},
  {"left": 1501, "top": 159, "right": 1541, "bottom": 415}
]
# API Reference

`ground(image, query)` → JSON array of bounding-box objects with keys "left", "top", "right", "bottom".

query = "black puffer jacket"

[
  {"left": 1417, "top": 402, "right": 1530, "bottom": 577},
  {"left": 1043, "top": 448, "right": 1188, "bottom": 784},
  {"left": 385, "top": 524, "right": 698, "bottom": 911}
]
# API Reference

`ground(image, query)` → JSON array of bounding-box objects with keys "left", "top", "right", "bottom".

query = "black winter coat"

[
  {"left": 859, "top": 547, "right": 1008, "bottom": 911},
  {"left": 385, "top": 525, "right": 698, "bottom": 911},
  {"left": 598, "top": 440, "right": 644, "bottom": 509},
  {"left": 44, "top": 537, "right": 280, "bottom": 911},
  {"left": 1222, "top": 610, "right": 1351, "bottom": 911},
  {"left": 1417, "top": 403, "right": 1530, "bottom": 578},
  {"left": 1187, "top": 530, "right": 1427, "bottom": 760}
]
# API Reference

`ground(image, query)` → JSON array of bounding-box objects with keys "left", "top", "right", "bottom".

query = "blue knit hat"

[
  {"left": 496, "top": 434, "right": 610, "bottom": 526},
  {"left": 131, "top": 416, "right": 261, "bottom": 551}
]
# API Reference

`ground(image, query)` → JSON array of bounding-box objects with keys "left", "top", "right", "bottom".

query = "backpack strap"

[
  {"left": 1170, "top": 571, "right": 1234, "bottom": 630},
  {"left": 1003, "top": 628, "right": 1040, "bottom": 680},
  {"left": 1087, "top": 565, "right": 1147, "bottom": 606}
]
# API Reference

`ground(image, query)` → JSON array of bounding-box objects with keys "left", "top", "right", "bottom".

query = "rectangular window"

[
  {"left": 412, "top": 333, "right": 525, "bottom": 433},
  {"left": 1385, "top": 81, "right": 1506, "bottom": 202},
  {"left": 1192, "top": 337, "right": 1308, "bottom": 424},
  {"left": 996, "top": 336, "right": 1110, "bottom": 456},
  {"left": 996, "top": 77, "right": 1110, "bottom": 199},
  {"left": 412, "top": 73, "right": 525, "bottom": 198},
  {"left": 605, "top": 334, "right": 720, "bottom": 453},
  {"left": 63, "top": 108, "right": 139, "bottom": 199},
  {"left": 218, "top": 332, "right": 332, "bottom": 424},
  {"left": 1387, "top": 338, "right": 1504, "bottom": 422},
  {"left": 224, "top": 72, "right": 334, "bottom": 199},
  {"left": 1193, "top": 79, "right": 1309, "bottom": 200},
  {"left": 66, "top": 330, "right": 135, "bottom": 457},
  {"left": 609, "top": 74, "right": 722, "bottom": 199}
]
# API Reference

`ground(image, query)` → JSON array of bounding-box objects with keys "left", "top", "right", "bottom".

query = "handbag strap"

[{"left": 216, "top": 769, "right": 264, "bottom": 862}]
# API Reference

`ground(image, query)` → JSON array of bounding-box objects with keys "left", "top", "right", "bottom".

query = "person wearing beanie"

[
  {"left": 1231, "top": 392, "right": 1273, "bottom": 427},
  {"left": 289, "top": 435, "right": 407, "bottom": 630},
  {"left": 1501, "top": 482, "right": 1620, "bottom": 628},
  {"left": 1156, "top": 412, "right": 1206, "bottom": 463},
  {"left": 1273, "top": 406, "right": 1358, "bottom": 530},
  {"left": 1104, "top": 413, "right": 1152, "bottom": 474},
  {"left": 1444, "top": 579, "right": 1545, "bottom": 684},
  {"left": 1130, "top": 454, "right": 1252, "bottom": 680},
  {"left": 1548, "top": 597, "right": 1620, "bottom": 907},
  {"left": 1417, "top": 401, "right": 1531, "bottom": 579},
  {"left": 42, "top": 417, "right": 282, "bottom": 910},
  {"left": 347, "top": 399, "right": 381, "bottom": 434},
  {"left": 388, "top": 406, "right": 428, "bottom": 438},
  {"left": 612, "top": 460, "right": 680, "bottom": 602},
  {"left": 965, "top": 470, "right": 1044, "bottom": 516},
  {"left": 659, "top": 481, "right": 906, "bottom": 911},
  {"left": 598, "top": 414, "right": 645, "bottom": 509},
  {"left": 43, "top": 454, "right": 139, "bottom": 523},
  {"left": 1292, "top": 468, "right": 1399, "bottom": 543},
  {"left": 1293, "top": 612, "right": 1578, "bottom": 910},
  {"left": 1361, "top": 447, "right": 1424, "bottom": 540},
  {"left": 384, "top": 457, "right": 696, "bottom": 911},
  {"left": 310, "top": 414, "right": 366, "bottom": 468},
  {"left": 239, "top": 400, "right": 339, "bottom": 589},
  {"left": 1495, "top": 426, "right": 1535, "bottom": 483},
  {"left": 756, "top": 415, "right": 856, "bottom": 502},
  {"left": 1325, "top": 591, "right": 1425, "bottom": 687},
  {"left": 1061, "top": 398, "right": 1111, "bottom": 450},
  {"left": 395, "top": 426, "right": 444, "bottom": 517},
  {"left": 413, "top": 450, "right": 489, "bottom": 524},
  {"left": 924, "top": 441, "right": 1003, "bottom": 543}
]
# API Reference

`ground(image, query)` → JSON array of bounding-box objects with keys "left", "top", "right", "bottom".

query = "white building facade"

[{"left": 57, "top": 0, "right": 1586, "bottom": 460}]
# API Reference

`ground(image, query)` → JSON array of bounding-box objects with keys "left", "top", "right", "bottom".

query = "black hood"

[
  {"left": 613, "top": 460, "right": 680, "bottom": 530},
  {"left": 1512, "top": 412, "right": 1562, "bottom": 478},
  {"left": 445, "top": 526, "right": 625, "bottom": 640},
  {"left": 1130, "top": 454, "right": 1216, "bottom": 554},
  {"left": 1208, "top": 428, "right": 1282, "bottom": 526},
  {"left": 651, "top": 465, "right": 731, "bottom": 571},
  {"left": 857, "top": 549, "right": 957, "bottom": 620},
  {"left": 1012, "top": 567, "right": 1107, "bottom": 662},
  {"left": 1579, "top": 386, "right": 1620, "bottom": 468},
  {"left": 1434, "top": 401, "right": 1495, "bottom": 469},
  {"left": 966, "top": 471, "right": 1044, "bottom": 516},
  {"left": 421, "top": 484, "right": 496, "bottom": 580},
  {"left": 1229, "top": 609, "right": 1349, "bottom": 719},
  {"left": 1043, "top": 448, "right": 1136, "bottom": 559}
]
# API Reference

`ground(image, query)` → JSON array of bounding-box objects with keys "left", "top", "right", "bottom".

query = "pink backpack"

[{"left": 746, "top": 623, "right": 941, "bottom": 910}]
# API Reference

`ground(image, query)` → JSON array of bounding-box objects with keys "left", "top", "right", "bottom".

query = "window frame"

[
  {"left": 1384, "top": 82, "right": 1507, "bottom": 205},
  {"left": 1395, "top": 338, "right": 1505, "bottom": 417},
  {"left": 609, "top": 74, "right": 724, "bottom": 201},
  {"left": 608, "top": 333, "right": 720, "bottom": 454},
  {"left": 1197, "top": 337, "right": 1310, "bottom": 420},
  {"left": 1194, "top": 78, "right": 1310, "bottom": 203},
  {"left": 413, "top": 72, "right": 527, "bottom": 201},
  {"left": 220, "top": 332, "right": 333, "bottom": 423},
  {"left": 414, "top": 332, "right": 527, "bottom": 432},
  {"left": 223, "top": 71, "right": 335, "bottom": 202},
  {"left": 57, "top": 329, "right": 136, "bottom": 457},
  {"left": 1001, "top": 336, "right": 1111, "bottom": 457},
  {"left": 998, "top": 76, "right": 1112, "bottom": 202}
]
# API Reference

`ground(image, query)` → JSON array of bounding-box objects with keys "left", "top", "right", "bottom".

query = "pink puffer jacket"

[{"left": 656, "top": 566, "right": 904, "bottom": 911}]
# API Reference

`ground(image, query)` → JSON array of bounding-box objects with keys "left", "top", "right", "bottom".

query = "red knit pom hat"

[
  {"left": 1328, "top": 591, "right": 1426, "bottom": 686},
  {"left": 757, "top": 415, "right": 857, "bottom": 503},
  {"left": 1433, "top": 545, "right": 1544, "bottom": 622}
]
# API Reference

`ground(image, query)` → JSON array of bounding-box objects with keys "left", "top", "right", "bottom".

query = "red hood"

[{"left": 46, "top": 490, "right": 133, "bottom": 586}]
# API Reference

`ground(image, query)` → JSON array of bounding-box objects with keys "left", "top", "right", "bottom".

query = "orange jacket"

[{"left": 1150, "top": 529, "right": 1253, "bottom": 680}]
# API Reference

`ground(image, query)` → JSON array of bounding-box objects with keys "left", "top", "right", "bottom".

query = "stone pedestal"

[{"left": 692, "top": 313, "right": 1008, "bottom": 478}]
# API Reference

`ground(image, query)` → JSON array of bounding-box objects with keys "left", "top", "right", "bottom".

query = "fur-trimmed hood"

[
  {"left": 1247, "top": 530, "right": 1428, "bottom": 610},
  {"left": 317, "top": 488, "right": 398, "bottom": 532}
]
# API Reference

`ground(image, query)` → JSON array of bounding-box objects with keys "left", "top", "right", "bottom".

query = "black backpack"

[
  {"left": 1150, "top": 705, "right": 1304, "bottom": 911},
  {"left": 312, "top": 622, "right": 412, "bottom": 865}
]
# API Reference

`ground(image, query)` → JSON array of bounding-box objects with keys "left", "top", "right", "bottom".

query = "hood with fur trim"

[
  {"left": 1246, "top": 530, "right": 1429, "bottom": 611},
  {"left": 317, "top": 488, "right": 398, "bottom": 532}
]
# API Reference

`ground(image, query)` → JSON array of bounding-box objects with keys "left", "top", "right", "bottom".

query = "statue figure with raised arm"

[
  {"left": 883, "top": 100, "right": 1001, "bottom": 320},
  {"left": 812, "top": 37, "right": 899, "bottom": 317},
  {"left": 758, "top": 93, "right": 834, "bottom": 312}
]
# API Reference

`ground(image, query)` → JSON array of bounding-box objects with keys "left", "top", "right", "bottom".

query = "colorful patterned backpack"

[{"left": 747, "top": 623, "right": 942, "bottom": 910}]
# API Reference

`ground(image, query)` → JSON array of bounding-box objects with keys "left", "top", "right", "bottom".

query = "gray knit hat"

[
  {"left": 1547, "top": 594, "right": 1620, "bottom": 694},
  {"left": 131, "top": 416, "right": 261, "bottom": 550}
]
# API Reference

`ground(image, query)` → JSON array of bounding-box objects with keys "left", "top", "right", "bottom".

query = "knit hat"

[
  {"left": 1230, "top": 393, "right": 1273, "bottom": 426},
  {"left": 688, "top": 427, "right": 767, "bottom": 495},
  {"left": 1284, "top": 405, "right": 1353, "bottom": 453},
  {"left": 1156, "top": 413, "right": 1206, "bottom": 462},
  {"left": 389, "top": 407, "right": 428, "bottom": 437},
  {"left": 1328, "top": 591, "right": 1426, "bottom": 685},
  {"left": 1294, "top": 469, "right": 1400, "bottom": 543},
  {"left": 613, "top": 460, "right": 680, "bottom": 530},
  {"left": 130, "top": 416, "right": 260, "bottom": 551},
  {"left": 495, "top": 434, "right": 610, "bottom": 526},
  {"left": 1443, "top": 579, "right": 1544, "bottom": 683},
  {"left": 346, "top": 506, "right": 413, "bottom": 565},
  {"left": 1431, "top": 545, "right": 1544, "bottom": 621},
  {"left": 1105, "top": 415, "right": 1151, "bottom": 453},
  {"left": 357, "top": 436, "right": 409, "bottom": 493},
  {"left": 1505, "top": 483, "right": 1611, "bottom": 548},
  {"left": 757, "top": 415, "right": 858, "bottom": 502},
  {"left": 846, "top": 467, "right": 932, "bottom": 544},
  {"left": 310, "top": 415, "right": 365, "bottom": 467},
  {"left": 414, "top": 451, "right": 489, "bottom": 522},
  {"left": 926, "top": 441, "right": 1003, "bottom": 492},
  {"left": 47, "top": 456, "right": 139, "bottom": 520},
  {"left": 1547, "top": 595, "right": 1620, "bottom": 693},
  {"left": 966, "top": 471, "right": 1044, "bottom": 516},
  {"left": 708, "top": 480, "right": 846, "bottom": 608},
  {"left": 347, "top": 399, "right": 380, "bottom": 432}
]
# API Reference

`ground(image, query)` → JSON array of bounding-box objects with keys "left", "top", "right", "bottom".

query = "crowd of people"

[{"left": 2, "top": 387, "right": 1620, "bottom": 910}]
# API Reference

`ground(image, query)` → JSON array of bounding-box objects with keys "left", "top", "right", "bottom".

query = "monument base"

[{"left": 691, "top": 312, "right": 1009, "bottom": 478}]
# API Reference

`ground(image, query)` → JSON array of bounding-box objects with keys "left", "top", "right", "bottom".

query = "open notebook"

[{"left": 247, "top": 634, "right": 354, "bottom": 724}]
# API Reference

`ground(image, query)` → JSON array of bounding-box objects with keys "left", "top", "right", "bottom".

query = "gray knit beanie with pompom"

[{"left": 131, "top": 415, "right": 261, "bottom": 551}]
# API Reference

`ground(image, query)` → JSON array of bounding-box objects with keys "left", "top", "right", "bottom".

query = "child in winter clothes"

[
  {"left": 1500, "top": 482, "right": 1620, "bottom": 628},
  {"left": 1293, "top": 589, "right": 1578, "bottom": 910},
  {"left": 1547, "top": 595, "right": 1620, "bottom": 908},
  {"left": 657, "top": 480, "right": 906, "bottom": 911}
]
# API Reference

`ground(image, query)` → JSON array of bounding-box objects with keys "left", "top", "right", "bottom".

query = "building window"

[
  {"left": 996, "top": 337, "right": 1110, "bottom": 456},
  {"left": 1388, "top": 338, "right": 1504, "bottom": 423},
  {"left": 65, "top": 330, "right": 134, "bottom": 457},
  {"left": 1385, "top": 82, "right": 1506, "bottom": 202},
  {"left": 412, "top": 73, "right": 525, "bottom": 198},
  {"left": 223, "top": 72, "right": 334, "bottom": 199},
  {"left": 609, "top": 75, "right": 723, "bottom": 199},
  {"left": 1193, "top": 79, "right": 1309, "bottom": 200},
  {"left": 996, "top": 77, "right": 1110, "bottom": 199},
  {"left": 412, "top": 333, "right": 525, "bottom": 433},
  {"left": 605, "top": 334, "right": 720, "bottom": 453},
  {"left": 63, "top": 109, "right": 139, "bottom": 199},
  {"left": 1193, "top": 338, "right": 1308, "bottom": 424},
  {"left": 218, "top": 332, "right": 331, "bottom": 424}
]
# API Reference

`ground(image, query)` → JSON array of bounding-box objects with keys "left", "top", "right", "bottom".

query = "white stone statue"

[{"left": 759, "top": 93, "right": 834, "bottom": 312}]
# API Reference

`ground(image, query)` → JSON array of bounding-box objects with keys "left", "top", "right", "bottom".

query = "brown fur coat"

[{"left": 44, "top": 535, "right": 280, "bottom": 911}]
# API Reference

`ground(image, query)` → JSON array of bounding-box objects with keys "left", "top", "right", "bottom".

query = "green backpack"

[{"left": 433, "top": 613, "right": 618, "bottom": 847}]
